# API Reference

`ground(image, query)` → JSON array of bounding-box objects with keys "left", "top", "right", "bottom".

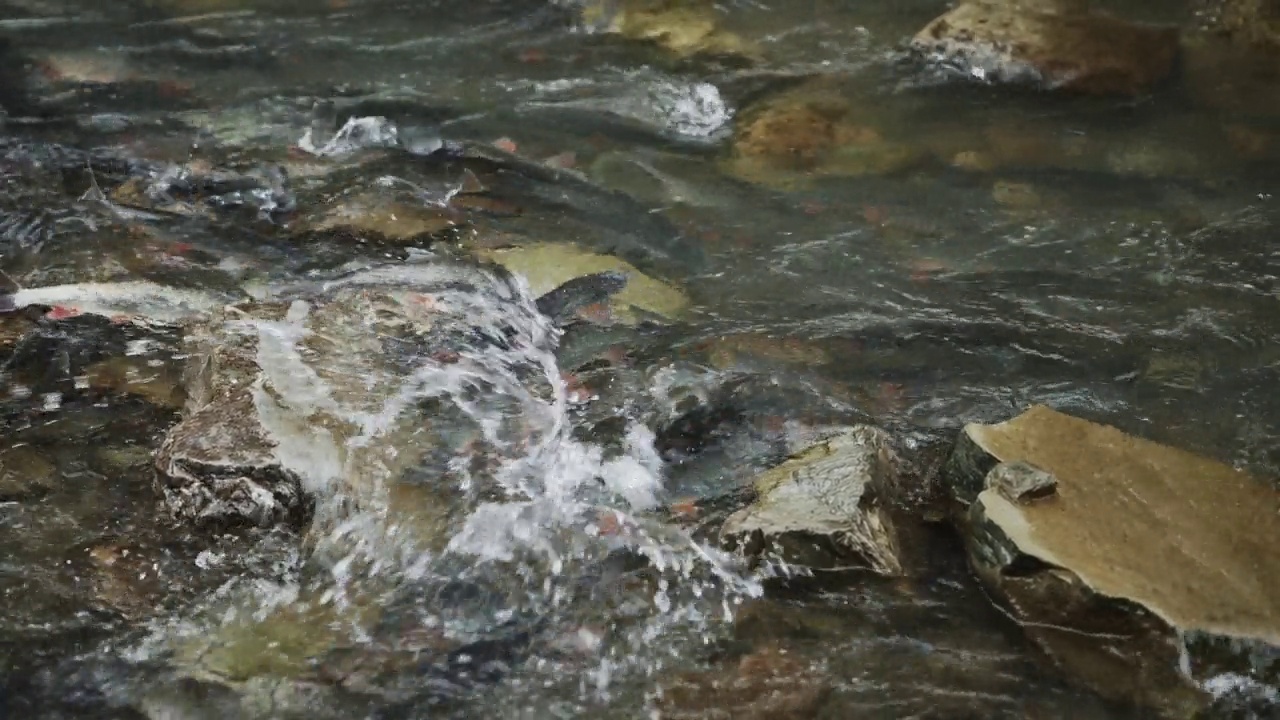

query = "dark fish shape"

[{"left": 534, "top": 270, "right": 629, "bottom": 327}]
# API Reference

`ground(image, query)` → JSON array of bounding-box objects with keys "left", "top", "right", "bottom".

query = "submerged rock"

[
  {"left": 723, "top": 83, "right": 927, "bottom": 188},
  {"left": 1194, "top": 0, "right": 1280, "bottom": 51},
  {"left": 655, "top": 643, "right": 831, "bottom": 719},
  {"left": 578, "top": 0, "right": 759, "bottom": 61},
  {"left": 911, "top": 1, "right": 1180, "bottom": 96},
  {"left": 942, "top": 404, "right": 1280, "bottom": 717},
  {"left": 0, "top": 445, "right": 57, "bottom": 502},
  {"left": 720, "top": 426, "right": 920, "bottom": 575},
  {"left": 301, "top": 190, "right": 472, "bottom": 247}
]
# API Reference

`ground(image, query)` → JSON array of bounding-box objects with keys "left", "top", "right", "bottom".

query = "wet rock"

[
  {"left": 79, "top": 541, "right": 170, "bottom": 621},
  {"left": 579, "top": 0, "right": 758, "bottom": 61},
  {"left": 153, "top": 309, "right": 309, "bottom": 530},
  {"left": 911, "top": 1, "right": 1180, "bottom": 96},
  {"left": 0, "top": 313, "right": 36, "bottom": 353},
  {"left": 85, "top": 355, "right": 185, "bottom": 409},
  {"left": 697, "top": 332, "right": 834, "bottom": 372},
  {"left": 942, "top": 404, "right": 1280, "bottom": 717},
  {"left": 1194, "top": 0, "right": 1280, "bottom": 51},
  {"left": 724, "top": 84, "right": 927, "bottom": 188},
  {"left": 476, "top": 241, "right": 689, "bottom": 325},
  {"left": 720, "top": 426, "right": 919, "bottom": 575},
  {"left": 0, "top": 444, "right": 57, "bottom": 501},
  {"left": 990, "top": 179, "right": 1045, "bottom": 210},
  {"left": 1182, "top": 34, "right": 1280, "bottom": 119},
  {"left": 302, "top": 190, "right": 469, "bottom": 247},
  {"left": 654, "top": 644, "right": 831, "bottom": 720},
  {"left": 533, "top": 270, "right": 629, "bottom": 326}
]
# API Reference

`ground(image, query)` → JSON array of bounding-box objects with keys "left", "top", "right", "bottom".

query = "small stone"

[{"left": 984, "top": 460, "right": 1057, "bottom": 504}]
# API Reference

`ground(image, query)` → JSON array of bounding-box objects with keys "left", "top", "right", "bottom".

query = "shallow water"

[{"left": 0, "top": 0, "right": 1277, "bottom": 718}]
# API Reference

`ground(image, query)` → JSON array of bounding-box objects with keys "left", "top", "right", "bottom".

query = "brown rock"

[
  {"left": 85, "top": 355, "right": 186, "bottom": 409},
  {"left": 580, "top": 0, "right": 758, "bottom": 61},
  {"left": 306, "top": 192, "right": 464, "bottom": 246},
  {"left": 725, "top": 88, "right": 927, "bottom": 187},
  {"left": 911, "top": 1, "right": 1180, "bottom": 96},
  {"left": 0, "top": 445, "right": 57, "bottom": 501},
  {"left": 943, "top": 404, "right": 1280, "bottom": 717},
  {"left": 655, "top": 644, "right": 830, "bottom": 720},
  {"left": 1195, "top": 0, "right": 1280, "bottom": 50},
  {"left": 1182, "top": 34, "right": 1280, "bottom": 118}
]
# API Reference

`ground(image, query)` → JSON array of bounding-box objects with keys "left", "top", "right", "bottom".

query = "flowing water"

[{"left": 0, "top": 0, "right": 1277, "bottom": 718}]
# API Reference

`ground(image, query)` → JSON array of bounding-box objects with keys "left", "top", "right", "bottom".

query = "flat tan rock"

[
  {"left": 943, "top": 404, "right": 1280, "bottom": 716},
  {"left": 477, "top": 241, "right": 689, "bottom": 325},
  {"left": 911, "top": 1, "right": 1180, "bottom": 96}
]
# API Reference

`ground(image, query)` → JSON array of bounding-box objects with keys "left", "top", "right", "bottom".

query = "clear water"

[{"left": 0, "top": 0, "right": 1277, "bottom": 718}]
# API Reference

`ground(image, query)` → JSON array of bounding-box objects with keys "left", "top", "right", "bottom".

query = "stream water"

[{"left": 0, "top": 0, "right": 1277, "bottom": 718}]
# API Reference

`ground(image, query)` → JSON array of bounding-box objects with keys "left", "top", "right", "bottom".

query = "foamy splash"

[{"left": 109, "top": 256, "right": 760, "bottom": 714}]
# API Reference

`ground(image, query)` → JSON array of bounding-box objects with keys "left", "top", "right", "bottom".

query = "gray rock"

[
  {"left": 719, "top": 426, "right": 917, "bottom": 575},
  {"left": 944, "top": 404, "right": 1280, "bottom": 718}
]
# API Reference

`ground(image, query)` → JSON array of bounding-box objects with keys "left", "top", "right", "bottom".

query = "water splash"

[{"left": 110, "top": 256, "right": 760, "bottom": 714}]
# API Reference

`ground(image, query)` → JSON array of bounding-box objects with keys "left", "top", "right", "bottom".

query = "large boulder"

[
  {"left": 942, "top": 404, "right": 1280, "bottom": 717},
  {"left": 720, "top": 426, "right": 922, "bottom": 575},
  {"left": 910, "top": 0, "right": 1180, "bottom": 96}
]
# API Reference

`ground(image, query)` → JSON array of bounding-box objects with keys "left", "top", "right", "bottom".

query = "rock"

[
  {"left": 303, "top": 191, "right": 468, "bottom": 247},
  {"left": 655, "top": 644, "right": 831, "bottom": 720},
  {"left": 990, "top": 179, "right": 1044, "bottom": 210},
  {"left": 0, "top": 313, "right": 36, "bottom": 350},
  {"left": 942, "top": 404, "right": 1280, "bottom": 717},
  {"left": 911, "top": 1, "right": 1180, "bottom": 96},
  {"left": 476, "top": 241, "right": 690, "bottom": 325},
  {"left": 697, "top": 332, "right": 834, "bottom": 372},
  {"left": 84, "top": 355, "right": 185, "bottom": 409},
  {"left": 720, "top": 426, "right": 918, "bottom": 575},
  {"left": 0, "top": 445, "right": 58, "bottom": 501},
  {"left": 724, "top": 86, "right": 927, "bottom": 188},
  {"left": 1182, "top": 34, "right": 1280, "bottom": 119},
  {"left": 1194, "top": 0, "right": 1280, "bottom": 51},
  {"left": 579, "top": 0, "right": 759, "bottom": 61},
  {"left": 153, "top": 309, "right": 310, "bottom": 530}
]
